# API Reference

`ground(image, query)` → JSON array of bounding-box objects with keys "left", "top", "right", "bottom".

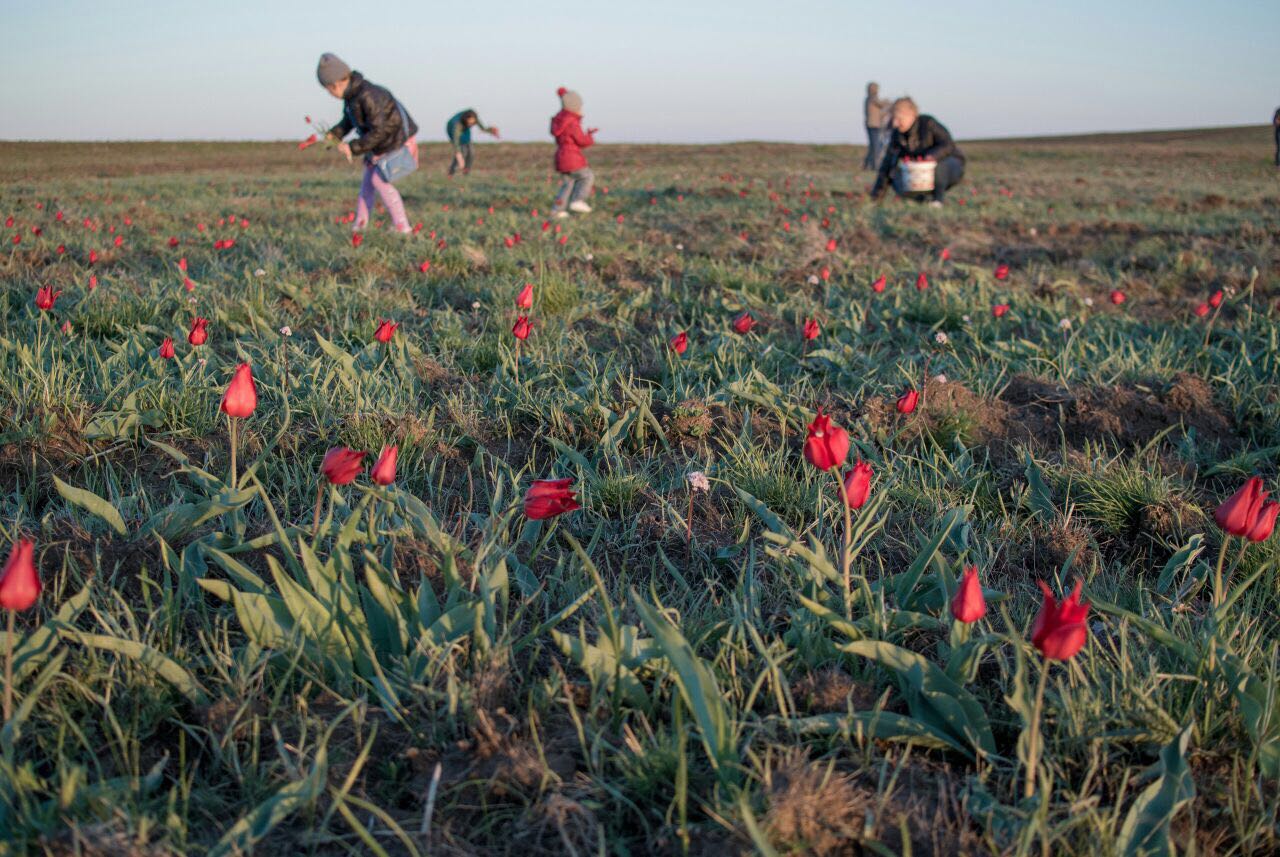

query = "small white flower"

[
  {"left": 1083, "top": 296, "right": 1094, "bottom": 307},
  {"left": 471, "top": 301, "right": 481, "bottom": 310},
  {"left": 1058, "top": 318, "right": 1072, "bottom": 330},
  {"left": 187, "top": 296, "right": 198, "bottom": 304},
  {"left": 1029, "top": 227, "right": 1038, "bottom": 237},
  {"left": 279, "top": 326, "right": 292, "bottom": 337},
  {"left": 934, "top": 331, "right": 949, "bottom": 345},
  {"left": 933, "top": 373, "right": 948, "bottom": 384},
  {"left": 254, "top": 268, "right": 266, "bottom": 277},
  {"left": 675, "top": 243, "right": 684, "bottom": 251},
  {"left": 807, "top": 274, "right": 820, "bottom": 285},
  {"left": 962, "top": 314, "right": 972, "bottom": 324},
  {"left": 585, "top": 253, "right": 594, "bottom": 261},
  {"left": 197, "top": 358, "right": 207, "bottom": 368},
  {"left": 687, "top": 471, "right": 710, "bottom": 493}
]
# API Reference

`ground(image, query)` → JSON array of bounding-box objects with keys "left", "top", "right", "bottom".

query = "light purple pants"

[{"left": 355, "top": 137, "right": 416, "bottom": 232}]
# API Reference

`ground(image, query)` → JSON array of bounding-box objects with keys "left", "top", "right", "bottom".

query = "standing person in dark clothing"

[
  {"left": 863, "top": 82, "right": 890, "bottom": 170},
  {"left": 870, "top": 97, "right": 965, "bottom": 207},
  {"left": 317, "top": 53, "right": 419, "bottom": 234},
  {"left": 445, "top": 109, "right": 500, "bottom": 176},
  {"left": 1273, "top": 108, "right": 1279, "bottom": 167}
]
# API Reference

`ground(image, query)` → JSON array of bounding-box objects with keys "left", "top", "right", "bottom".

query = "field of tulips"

[{"left": 1, "top": 126, "right": 1278, "bottom": 855}]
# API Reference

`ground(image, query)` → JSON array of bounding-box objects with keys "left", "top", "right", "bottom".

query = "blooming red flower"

[
  {"left": 321, "top": 447, "right": 365, "bottom": 486},
  {"left": 1215, "top": 476, "right": 1267, "bottom": 537},
  {"left": 940, "top": 247, "right": 951, "bottom": 261},
  {"left": 88, "top": 275, "right": 98, "bottom": 290},
  {"left": 60, "top": 321, "right": 72, "bottom": 335},
  {"left": 669, "top": 331, "right": 688, "bottom": 355},
  {"left": 371, "top": 444, "right": 398, "bottom": 486},
  {"left": 298, "top": 134, "right": 319, "bottom": 151},
  {"left": 184, "top": 277, "right": 195, "bottom": 292},
  {"left": 158, "top": 337, "right": 175, "bottom": 359},
  {"left": 418, "top": 260, "right": 431, "bottom": 273},
  {"left": 220, "top": 363, "right": 257, "bottom": 419},
  {"left": 916, "top": 272, "right": 928, "bottom": 291},
  {"left": 35, "top": 286, "right": 61, "bottom": 311},
  {"left": 1109, "top": 290, "right": 1126, "bottom": 305},
  {"left": 951, "top": 566, "right": 986, "bottom": 623},
  {"left": 88, "top": 249, "right": 99, "bottom": 263},
  {"left": 1245, "top": 501, "right": 1278, "bottom": 542},
  {"left": 188, "top": 317, "right": 209, "bottom": 346},
  {"left": 0, "top": 539, "right": 40, "bottom": 611},
  {"left": 1208, "top": 290, "right": 1223, "bottom": 309},
  {"left": 523, "top": 478, "right": 580, "bottom": 520},
  {"left": 803, "top": 409, "right": 850, "bottom": 472},
  {"left": 992, "top": 303, "right": 1010, "bottom": 318},
  {"left": 1194, "top": 303, "right": 1210, "bottom": 317},
  {"left": 994, "top": 263, "right": 1009, "bottom": 280},
  {"left": 168, "top": 236, "right": 180, "bottom": 248},
  {"left": 512, "top": 316, "right": 532, "bottom": 341},
  {"left": 351, "top": 232, "right": 363, "bottom": 248},
  {"left": 1030, "top": 580, "right": 1089, "bottom": 661},
  {"left": 896, "top": 388, "right": 919, "bottom": 415},
  {"left": 516, "top": 283, "right": 534, "bottom": 310},
  {"left": 56, "top": 244, "right": 66, "bottom": 255},
  {"left": 113, "top": 235, "right": 124, "bottom": 248},
  {"left": 841, "top": 459, "right": 873, "bottom": 509},
  {"left": 374, "top": 319, "right": 399, "bottom": 343},
  {"left": 825, "top": 238, "right": 837, "bottom": 252},
  {"left": 178, "top": 257, "right": 187, "bottom": 271},
  {"left": 820, "top": 266, "right": 831, "bottom": 281},
  {"left": 732, "top": 311, "right": 757, "bottom": 335},
  {"left": 802, "top": 318, "right": 821, "bottom": 341},
  {"left": 871, "top": 275, "right": 886, "bottom": 293}
]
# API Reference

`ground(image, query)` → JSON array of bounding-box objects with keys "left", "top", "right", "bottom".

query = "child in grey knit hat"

[{"left": 549, "top": 87, "right": 598, "bottom": 217}]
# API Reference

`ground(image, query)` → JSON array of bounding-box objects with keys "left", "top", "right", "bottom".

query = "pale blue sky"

[{"left": 2, "top": 0, "right": 1276, "bottom": 143}]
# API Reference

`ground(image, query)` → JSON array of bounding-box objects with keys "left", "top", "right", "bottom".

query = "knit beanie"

[
  {"left": 557, "top": 86, "right": 583, "bottom": 114},
  {"left": 317, "top": 53, "right": 352, "bottom": 87}
]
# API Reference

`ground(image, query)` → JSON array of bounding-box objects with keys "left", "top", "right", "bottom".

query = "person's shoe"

[
  {"left": 928, "top": 200, "right": 944, "bottom": 208},
  {"left": 552, "top": 210, "right": 570, "bottom": 219},
  {"left": 569, "top": 201, "right": 592, "bottom": 213}
]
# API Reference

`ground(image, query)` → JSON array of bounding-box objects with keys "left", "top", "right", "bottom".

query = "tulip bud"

[{"left": 0, "top": 539, "right": 40, "bottom": 612}]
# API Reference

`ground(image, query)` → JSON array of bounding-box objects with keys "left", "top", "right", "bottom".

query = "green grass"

[{"left": 0, "top": 128, "right": 1278, "bottom": 855}]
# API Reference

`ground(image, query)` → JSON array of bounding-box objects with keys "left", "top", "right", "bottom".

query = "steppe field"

[{"left": 1, "top": 126, "right": 1278, "bottom": 855}]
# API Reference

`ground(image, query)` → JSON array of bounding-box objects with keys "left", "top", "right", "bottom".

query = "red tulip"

[
  {"left": 1215, "top": 476, "right": 1267, "bottom": 537},
  {"left": 896, "top": 389, "right": 919, "bottom": 415},
  {"left": 1208, "top": 290, "right": 1223, "bottom": 309},
  {"left": 298, "top": 134, "right": 319, "bottom": 150},
  {"left": 188, "top": 317, "right": 209, "bottom": 346},
  {"left": 1245, "top": 501, "right": 1278, "bottom": 542},
  {"left": 60, "top": 321, "right": 72, "bottom": 335},
  {"left": 803, "top": 409, "right": 849, "bottom": 472},
  {"left": 992, "top": 303, "right": 1010, "bottom": 318},
  {"left": 418, "top": 260, "right": 431, "bottom": 273},
  {"left": 994, "top": 264, "right": 1009, "bottom": 280},
  {"left": 523, "top": 478, "right": 580, "bottom": 520},
  {"left": 371, "top": 444, "right": 398, "bottom": 486},
  {"left": 374, "top": 319, "right": 399, "bottom": 343},
  {"left": 184, "top": 277, "right": 195, "bottom": 292},
  {"left": 113, "top": 235, "right": 124, "bottom": 248},
  {"left": 512, "top": 316, "right": 533, "bottom": 341},
  {"left": 0, "top": 539, "right": 40, "bottom": 611},
  {"left": 1194, "top": 303, "right": 1210, "bottom": 317},
  {"left": 871, "top": 275, "right": 886, "bottom": 293},
  {"left": 669, "top": 331, "right": 688, "bottom": 355},
  {"left": 732, "top": 311, "right": 757, "bottom": 335},
  {"left": 825, "top": 238, "right": 837, "bottom": 252},
  {"left": 516, "top": 283, "right": 534, "bottom": 310},
  {"left": 351, "top": 232, "right": 363, "bottom": 248},
  {"left": 1109, "top": 290, "right": 1126, "bottom": 305},
  {"left": 56, "top": 244, "right": 66, "bottom": 255},
  {"left": 951, "top": 566, "right": 986, "bottom": 623},
  {"left": 802, "top": 318, "right": 821, "bottom": 341},
  {"left": 35, "top": 286, "right": 61, "bottom": 311},
  {"left": 820, "top": 266, "right": 831, "bottom": 282},
  {"left": 321, "top": 446, "right": 365, "bottom": 485},
  {"left": 841, "top": 459, "right": 872, "bottom": 509},
  {"left": 1030, "top": 580, "right": 1089, "bottom": 661},
  {"left": 178, "top": 257, "right": 188, "bottom": 271},
  {"left": 168, "top": 236, "right": 180, "bottom": 248},
  {"left": 158, "top": 337, "right": 175, "bottom": 359},
  {"left": 88, "top": 275, "right": 98, "bottom": 290},
  {"left": 940, "top": 247, "right": 951, "bottom": 261},
  {"left": 916, "top": 272, "right": 928, "bottom": 291},
  {"left": 220, "top": 363, "right": 257, "bottom": 418}
]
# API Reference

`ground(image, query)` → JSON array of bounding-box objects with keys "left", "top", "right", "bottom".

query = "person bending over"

[
  {"left": 870, "top": 97, "right": 965, "bottom": 207},
  {"left": 445, "top": 109, "right": 499, "bottom": 176}
]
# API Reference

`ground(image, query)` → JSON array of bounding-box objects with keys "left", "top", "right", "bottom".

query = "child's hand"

[
  {"left": 487, "top": 127, "right": 500, "bottom": 138},
  {"left": 337, "top": 142, "right": 353, "bottom": 162}
]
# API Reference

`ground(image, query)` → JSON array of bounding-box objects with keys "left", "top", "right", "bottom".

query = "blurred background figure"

[
  {"left": 1273, "top": 107, "right": 1279, "bottom": 166},
  {"left": 870, "top": 97, "right": 965, "bottom": 207},
  {"left": 863, "top": 82, "right": 890, "bottom": 170},
  {"left": 445, "top": 108, "right": 499, "bottom": 176}
]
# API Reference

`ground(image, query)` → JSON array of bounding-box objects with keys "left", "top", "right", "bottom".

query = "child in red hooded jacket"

[{"left": 550, "top": 87, "right": 598, "bottom": 217}]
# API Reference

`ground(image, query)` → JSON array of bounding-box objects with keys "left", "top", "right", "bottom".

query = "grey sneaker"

[
  {"left": 552, "top": 210, "right": 570, "bottom": 219},
  {"left": 568, "top": 201, "right": 592, "bottom": 214}
]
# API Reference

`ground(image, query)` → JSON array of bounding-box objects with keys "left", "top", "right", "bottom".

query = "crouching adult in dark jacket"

[{"left": 870, "top": 98, "right": 965, "bottom": 206}]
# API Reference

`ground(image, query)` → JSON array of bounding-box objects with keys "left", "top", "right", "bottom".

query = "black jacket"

[
  {"left": 871, "top": 114, "right": 963, "bottom": 197},
  {"left": 326, "top": 72, "right": 418, "bottom": 157}
]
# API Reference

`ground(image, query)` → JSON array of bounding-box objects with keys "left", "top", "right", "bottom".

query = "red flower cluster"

[{"left": 1215, "top": 477, "right": 1278, "bottom": 542}]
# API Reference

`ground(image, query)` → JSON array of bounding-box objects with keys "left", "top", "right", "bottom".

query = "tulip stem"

[
  {"left": 834, "top": 469, "right": 853, "bottom": 619},
  {"left": 1212, "top": 536, "right": 1230, "bottom": 609},
  {"left": 228, "top": 416, "right": 238, "bottom": 490},
  {"left": 513, "top": 342, "right": 521, "bottom": 387},
  {"left": 1023, "top": 660, "right": 1050, "bottom": 800},
  {"left": 312, "top": 482, "right": 326, "bottom": 538},
  {"left": 685, "top": 491, "right": 694, "bottom": 547},
  {"left": 3, "top": 609, "right": 15, "bottom": 723}
]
